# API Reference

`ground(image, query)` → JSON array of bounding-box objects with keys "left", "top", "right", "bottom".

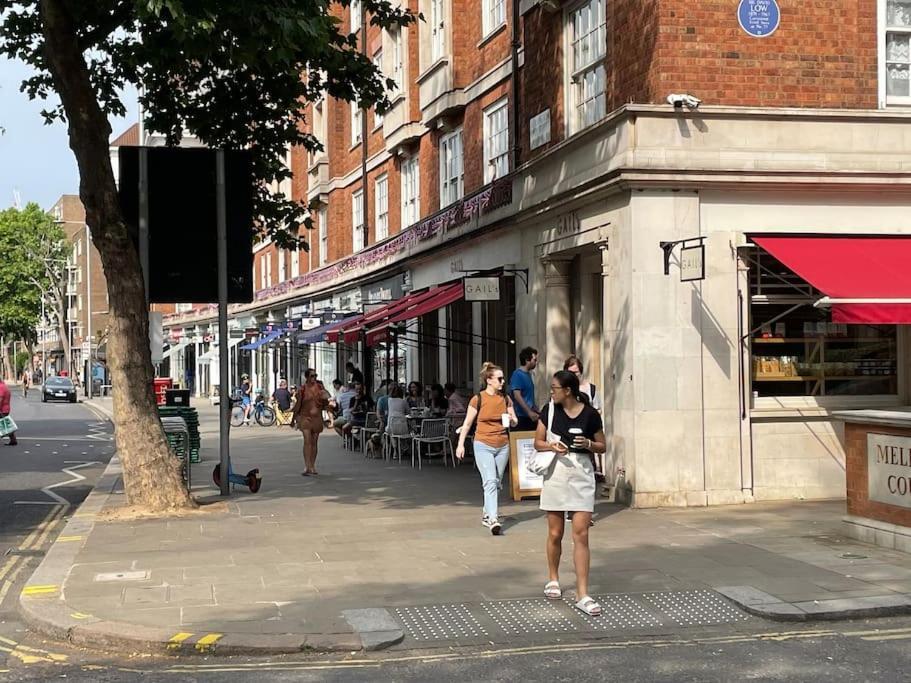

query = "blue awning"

[
  {"left": 297, "top": 321, "right": 343, "bottom": 345},
  {"left": 239, "top": 329, "right": 284, "bottom": 350}
]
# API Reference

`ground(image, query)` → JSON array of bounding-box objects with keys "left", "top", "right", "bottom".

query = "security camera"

[{"left": 666, "top": 93, "right": 702, "bottom": 110}]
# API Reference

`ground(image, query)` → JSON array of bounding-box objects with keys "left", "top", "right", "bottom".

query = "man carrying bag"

[{"left": 0, "top": 378, "right": 18, "bottom": 446}]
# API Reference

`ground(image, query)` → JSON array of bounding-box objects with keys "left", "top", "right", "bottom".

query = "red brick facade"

[{"left": 845, "top": 422, "right": 911, "bottom": 527}]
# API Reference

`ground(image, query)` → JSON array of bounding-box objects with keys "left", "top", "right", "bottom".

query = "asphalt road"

[{"left": 0, "top": 386, "right": 113, "bottom": 676}]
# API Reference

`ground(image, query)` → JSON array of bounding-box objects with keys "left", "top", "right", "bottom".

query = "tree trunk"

[{"left": 40, "top": 0, "right": 195, "bottom": 512}]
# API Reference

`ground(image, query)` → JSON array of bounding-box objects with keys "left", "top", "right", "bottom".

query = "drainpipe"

[
  {"left": 361, "top": 5, "right": 369, "bottom": 251},
  {"left": 509, "top": 0, "right": 522, "bottom": 171}
]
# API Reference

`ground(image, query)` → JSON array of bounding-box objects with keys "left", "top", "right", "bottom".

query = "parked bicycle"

[{"left": 230, "top": 390, "right": 276, "bottom": 427}]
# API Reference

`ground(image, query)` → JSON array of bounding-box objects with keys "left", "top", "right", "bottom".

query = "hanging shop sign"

[
  {"left": 737, "top": 0, "right": 780, "bottom": 38},
  {"left": 680, "top": 245, "right": 706, "bottom": 282},
  {"left": 464, "top": 276, "right": 502, "bottom": 302}
]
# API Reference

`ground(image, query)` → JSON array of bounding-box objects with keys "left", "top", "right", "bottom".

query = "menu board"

[{"left": 509, "top": 431, "right": 543, "bottom": 501}]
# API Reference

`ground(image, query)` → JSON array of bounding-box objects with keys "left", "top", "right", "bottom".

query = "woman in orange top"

[
  {"left": 456, "top": 362, "right": 518, "bottom": 535},
  {"left": 293, "top": 369, "right": 330, "bottom": 476}
]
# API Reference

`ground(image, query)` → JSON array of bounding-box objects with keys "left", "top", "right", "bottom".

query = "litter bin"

[
  {"left": 153, "top": 378, "right": 173, "bottom": 406},
  {"left": 165, "top": 389, "right": 191, "bottom": 407}
]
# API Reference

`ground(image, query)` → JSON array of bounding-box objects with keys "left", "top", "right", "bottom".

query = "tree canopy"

[
  {"left": 0, "top": 0, "right": 418, "bottom": 248},
  {"left": 0, "top": 202, "right": 65, "bottom": 341}
]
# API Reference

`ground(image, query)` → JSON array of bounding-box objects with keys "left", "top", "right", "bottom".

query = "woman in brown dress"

[{"left": 293, "top": 369, "right": 330, "bottom": 476}]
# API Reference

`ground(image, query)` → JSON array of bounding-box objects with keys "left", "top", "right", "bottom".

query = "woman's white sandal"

[
  {"left": 575, "top": 596, "right": 602, "bottom": 616},
  {"left": 544, "top": 581, "right": 562, "bottom": 600}
]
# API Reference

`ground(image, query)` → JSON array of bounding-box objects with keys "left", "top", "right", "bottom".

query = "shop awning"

[
  {"left": 325, "top": 315, "right": 367, "bottom": 344},
  {"left": 753, "top": 235, "right": 911, "bottom": 323},
  {"left": 298, "top": 320, "right": 347, "bottom": 345},
  {"left": 239, "top": 329, "right": 283, "bottom": 350},
  {"left": 162, "top": 339, "right": 190, "bottom": 360},
  {"left": 365, "top": 282, "right": 464, "bottom": 346},
  {"left": 337, "top": 290, "right": 431, "bottom": 344}
]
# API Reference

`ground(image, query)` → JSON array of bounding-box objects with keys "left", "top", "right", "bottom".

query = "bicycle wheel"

[
  {"left": 230, "top": 405, "right": 245, "bottom": 427},
  {"left": 256, "top": 406, "right": 276, "bottom": 427}
]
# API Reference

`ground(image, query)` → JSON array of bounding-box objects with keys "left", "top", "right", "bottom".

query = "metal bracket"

[{"left": 659, "top": 236, "right": 706, "bottom": 276}]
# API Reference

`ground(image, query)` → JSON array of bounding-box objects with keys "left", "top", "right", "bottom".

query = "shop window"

[
  {"left": 747, "top": 246, "right": 898, "bottom": 398},
  {"left": 447, "top": 299, "right": 473, "bottom": 389},
  {"left": 419, "top": 312, "right": 440, "bottom": 384}
]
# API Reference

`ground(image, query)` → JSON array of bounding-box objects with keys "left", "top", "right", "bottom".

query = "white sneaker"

[{"left": 482, "top": 516, "right": 502, "bottom": 535}]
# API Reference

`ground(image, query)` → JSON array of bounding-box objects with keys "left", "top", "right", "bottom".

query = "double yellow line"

[{"left": 0, "top": 505, "right": 66, "bottom": 606}]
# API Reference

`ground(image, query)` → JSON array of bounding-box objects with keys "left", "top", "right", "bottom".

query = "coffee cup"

[{"left": 501, "top": 413, "right": 511, "bottom": 428}]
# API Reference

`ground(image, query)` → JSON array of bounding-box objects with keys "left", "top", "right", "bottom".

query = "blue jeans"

[{"left": 474, "top": 441, "right": 509, "bottom": 520}]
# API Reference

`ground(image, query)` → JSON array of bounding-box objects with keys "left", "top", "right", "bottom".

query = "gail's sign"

[
  {"left": 464, "top": 277, "right": 501, "bottom": 301},
  {"left": 868, "top": 433, "right": 911, "bottom": 508},
  {"left": 680, "top": 244, "right": 705, "bottom": 282}
]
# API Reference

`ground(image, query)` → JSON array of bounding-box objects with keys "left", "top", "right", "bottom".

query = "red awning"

[
  {"left": 325, "top": 314, "right": 366, "bottom": 344},
  {"left": 752, "top": 236, "right": 911, "bottom": 324},
  {"left": 340, "top": 288, "right": 443, "bottom": 344},
  {"left": 365, "top": 282, "right": 464, "bottom": 346}
]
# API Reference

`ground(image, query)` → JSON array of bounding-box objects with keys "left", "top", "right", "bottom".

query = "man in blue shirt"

[{"left": 509, "top": 346, "right": 539, "bottom": 431}]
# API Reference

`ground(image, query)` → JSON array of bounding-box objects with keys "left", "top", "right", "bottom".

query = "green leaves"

[{"left": 0, "top": 203, "right": 66, "bottom": 341}]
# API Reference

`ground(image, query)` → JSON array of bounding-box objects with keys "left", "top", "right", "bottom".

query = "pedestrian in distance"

[
  {"left": 535, "top": 370, "right": 606, "bottom": 616},
  {"left": 510, "top": 346, "right": 539, "bottom": 431},
  {"left": 0, "top": 378, "right": 17, "bottom": 446},
  {"left": 292, "top": 369, "right": 330, "bottom": 476},
  {"left": 564, "top": 354, "right": 604, "bottom": 481},
  {"left": 240, "top": 373, "right": 253, "bottom": 425},
  {"left": 456, "top": 362, "right": 518, "bottom": 536},
  {"left": 20, "top": 369, "right": 30, "bottom": 398}
]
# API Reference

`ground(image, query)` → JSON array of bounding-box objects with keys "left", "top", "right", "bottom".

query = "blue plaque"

[{"left": 738, "top": 0, "right": 780, "bottom": 38}]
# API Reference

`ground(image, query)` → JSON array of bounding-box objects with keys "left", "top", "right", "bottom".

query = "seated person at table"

[
  {"left": 406, "top": 381, "right": 424, "bottom": 410},
  {"left": 332, "top": 382, "right": 357, "bottom": 437},
  {"left": 342, "top": 383, "right": 375, "bottom": 438},
  {"left": 272, "top": 379, "right": 293, "bottom": 411},
  {"left": 386, "top": 384, "right": 408, "bottom": 423},
  {"left": 444, "top": 383, "right": 467, "bottom": 418},
  {"left": 428, "top": 384, "right": 449, "bottom": 417}
]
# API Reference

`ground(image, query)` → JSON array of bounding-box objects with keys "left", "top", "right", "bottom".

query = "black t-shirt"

[
  {"left": 272, "top": 388, "right": 292, "bottom": 411},
  {"left": 539, "top": 403, "right": 603, "bottom": 453},
  {"left": 351, "top": 394, "right": 374, "bottom": 419},
  {"left": 348, "top": 367, "right": 364, "bottom": 385}
]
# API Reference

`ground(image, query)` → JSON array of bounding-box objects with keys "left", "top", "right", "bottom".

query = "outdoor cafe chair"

[
  {"left": 412, "top": 418, "right": 455, "bottom": 469},
  {"left": 384, "top": 415, "right": 412, "bottom": 464},
  {"left": 360, "top": 412, "right": 382, "bottom": 457}
]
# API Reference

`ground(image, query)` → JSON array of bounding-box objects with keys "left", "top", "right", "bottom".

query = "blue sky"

[{"left": 0, "top": 57, "right": 138, "bottom": 210}]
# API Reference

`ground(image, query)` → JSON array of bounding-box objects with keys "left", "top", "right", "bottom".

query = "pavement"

[{"left": 17, "top": 395, "right": 911, "bottom": 656}]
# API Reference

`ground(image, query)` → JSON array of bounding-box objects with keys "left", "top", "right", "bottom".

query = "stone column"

[{"left": 543, "top": 258, "right": 573, "bottom": 380}]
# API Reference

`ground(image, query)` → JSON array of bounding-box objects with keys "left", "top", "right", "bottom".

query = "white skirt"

[{"left": 539, "top": 453, "right": 595, "bottom": 512}]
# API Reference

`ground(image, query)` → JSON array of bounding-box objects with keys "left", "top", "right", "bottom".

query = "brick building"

[
  {"left": 44, "top": 195, "right": 110, "bottom": 386},
  {"left": 161, "top": 0, "right": 911, "bottom": 507}
]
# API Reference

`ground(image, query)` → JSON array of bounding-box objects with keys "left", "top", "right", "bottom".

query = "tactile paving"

[
  {"left": 481, "top": 598, "right": 578, "bottom": 635},
  {"left": 641, "top": 589, "right": 750, "bottom": 626},
  {"left": 567, "top": 593, "right": 664, "bottom": 630},
  {"left": 395, "top": 604, "right": 487, "bottom": 641}
]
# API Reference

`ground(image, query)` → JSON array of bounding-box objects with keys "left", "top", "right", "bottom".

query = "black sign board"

[{"left": 118, "top": 146, "right": 254, "bottom": 303}]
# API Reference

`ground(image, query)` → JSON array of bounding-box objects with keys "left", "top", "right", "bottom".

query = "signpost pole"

[{"left": 216, "top": 151, "right": 231, "bottom": 497}]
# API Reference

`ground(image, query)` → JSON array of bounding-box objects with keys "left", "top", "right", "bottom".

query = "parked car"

[{"left": 42, "top": 376, "right": 77, "bottom": 403}]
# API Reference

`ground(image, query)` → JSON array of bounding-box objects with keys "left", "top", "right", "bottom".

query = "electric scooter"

[{"left": 212, "top": 458, "right": 262, "bottom": 493}]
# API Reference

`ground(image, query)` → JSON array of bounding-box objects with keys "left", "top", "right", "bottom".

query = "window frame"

[
  {"left": 401, "top": 156, "right": 420, "bottom": 229},
  {"left": 351, "top": 0, "right": 361, "bottom": 34},
  {"left": 375, "top": 174, "right": 389, "bottom": 241},
  {"left": 430, "top": 0, "right": 446, "bottom": 62},
  {"left": 373, "top": 49, "right": 385, "bottom": 129},
  {"left": 291, "top": 245, "right": 300, "bottom": 277},
  {"left": 318, "top": 207, "right": 328, "bottom": 266},
  {"left": 483, "top": 98, "right": 510, "bottom": 183},
  {"left": 351, "top": 102, "right": 363, "bottom": 146},
  {"left": 439, "top": 128, "right": 464, "bottom": 208},
  {"left": 352, "top": 189, "right": 365, "bottom": 252},
  {"left": 565, "top": 0, "right": 607, "bottom": 135},
  {"left": 883, "top": 0, "right": 911, "bottom": 105},
  {"left": 482, "top": 0, "right": 506, "bottom": 38},
  {"left": 390, "top": 28, "right": 405, "bottom": 97}
]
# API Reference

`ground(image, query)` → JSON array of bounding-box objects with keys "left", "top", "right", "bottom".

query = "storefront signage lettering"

[
  {"left": 555, "top": 212, "right": 580, "bottom": 237},
  {"left": 680, "top": 245, "right": 705, "bottom": 282},
  {"left": 737, "top": 0, "right": 780, "bottom": 38},
  {"left": 868, "top": 433, "right": 911, "bottom": 508},
  {"left": 464, "top": 277, "right": 501, "bottom": 302}
]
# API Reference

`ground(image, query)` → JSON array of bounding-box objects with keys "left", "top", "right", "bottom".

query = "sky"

[{"left": 0, "top": 57, "right": 138, "bottom": 210}]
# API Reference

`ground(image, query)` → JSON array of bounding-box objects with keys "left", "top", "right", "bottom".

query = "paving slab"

[{"left": 19, "top": 398, "right": 911, "bottom": 655}]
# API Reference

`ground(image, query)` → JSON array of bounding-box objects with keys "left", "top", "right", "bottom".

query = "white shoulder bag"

[{"left": 526, "top": 400, "right": 557, "bottom": 476}]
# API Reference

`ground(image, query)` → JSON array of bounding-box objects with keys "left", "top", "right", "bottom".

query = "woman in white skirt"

[{"left": 534, "top": 370, "right": 606, "bottom": 616}]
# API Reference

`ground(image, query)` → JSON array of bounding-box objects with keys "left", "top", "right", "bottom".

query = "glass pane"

[
  {"left": 888, "top": 0, "right": 911, "bottom": 27},
  {"left": 888, "top": 32, "right": 911, "bottom": 63},
  {"left": 888, "top": 63, "right": 911, "bottom": 97}
]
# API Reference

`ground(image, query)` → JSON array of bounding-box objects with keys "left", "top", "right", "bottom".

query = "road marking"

[
  {"left": 166, "top": 632, "right": 193, "bottom": 650},
  {"left": 844, "top": 626, "right": 911, "bottom": 637},
  {"left": 70, "top": 612, "right": 92, "bottom": 620},
  {"left": 860, "top": 632, "right": 911, "bottom": 641},
  {"left": 56, "top": 535, "right": 84, "bottom": 543},
  {"left": 22, "top": 584, "right": 59, "bottom": 596},
  {"left": 195, "top": 633, "right": 223, "bottom": 651}
]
